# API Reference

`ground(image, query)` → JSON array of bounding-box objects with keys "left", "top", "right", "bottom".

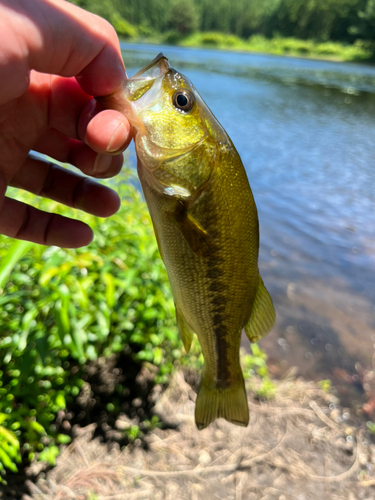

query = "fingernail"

[
  {"left": 93, "top": 154, "right": 112, "bottom": 176},
  {"left": 106, "top": 122, "right": 126, "bottom": 153}
]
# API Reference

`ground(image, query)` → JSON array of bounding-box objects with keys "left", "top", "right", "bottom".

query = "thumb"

[{"left": 1, "top": 0, "right": 126, "bottom": 99}]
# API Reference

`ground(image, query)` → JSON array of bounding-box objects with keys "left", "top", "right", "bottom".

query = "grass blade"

[{"left": 0, "top": 240, "right": 33, "bottom": 289}]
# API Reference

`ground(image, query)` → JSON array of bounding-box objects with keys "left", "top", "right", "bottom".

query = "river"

[{"left": 120, "top": 42, "right": 375, "bottom": 407}]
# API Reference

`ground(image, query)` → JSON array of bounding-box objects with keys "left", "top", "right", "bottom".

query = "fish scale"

[{"left": 100, "top": 53, "right": 275, "bottom": 429}]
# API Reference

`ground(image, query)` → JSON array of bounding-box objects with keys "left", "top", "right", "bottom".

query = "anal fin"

[
  {"left": 245, "top": 275, "right": 276, "bottom": 343},
  {"left": 176, "top": 305, "right": 194, "bottom": 353}
]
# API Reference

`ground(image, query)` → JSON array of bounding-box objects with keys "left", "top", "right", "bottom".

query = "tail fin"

[{"left": 195, "top": 376, "right": 249, "bottom": 430}]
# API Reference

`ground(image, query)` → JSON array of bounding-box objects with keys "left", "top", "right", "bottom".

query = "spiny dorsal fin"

[
  {"left": 175, "top": 306, "right": 195, "bottom": 353},
  {"left": 245, "top": 275, "right": 275, "bottom": 343}
]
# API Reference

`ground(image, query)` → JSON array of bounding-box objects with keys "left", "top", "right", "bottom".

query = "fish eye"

[{"left": 172, "top": 90, "right": 195, "bottom": 112}]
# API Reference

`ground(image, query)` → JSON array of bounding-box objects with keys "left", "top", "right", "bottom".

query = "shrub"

[
  {"left": 277, "top": 37, "right": 312, "bottom": 54},
  {"left": 163, "top": 30, "right": 184, "bottom": 45},
  {"left": 182, "top": 32, "right": 244, "bottom": 49},
  {"left": 0, "top": 169, "right": 181, "bottom": 479},
  {"left": 110, "top": 13, "right": 137, "bottom": 39},
  {"left": 246, "top": 35, "right": 374, "bottom": 61}
]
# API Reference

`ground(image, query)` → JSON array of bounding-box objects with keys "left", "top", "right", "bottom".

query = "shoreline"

[
  {"left": 10, "top": 369, "right": 375, "bottom": 499},
  {"left": 120, "top": 34, "right": 375, "bottom": 65}
]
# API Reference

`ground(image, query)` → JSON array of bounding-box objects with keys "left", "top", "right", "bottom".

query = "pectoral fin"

[
  {"left": 175, "top": 306, "right": 194, "bottom": 353},
  {"left": 171, "top": 201, "right": 216, "bottom": 257},
  {"left": 244, "top": 275, "right": 275, "bottom": 343}
]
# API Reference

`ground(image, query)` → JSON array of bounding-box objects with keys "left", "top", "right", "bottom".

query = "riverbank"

[
  {"left": 4, "top": 369, "right": 375, "bottom": 500},
  {"left": 124, "top": 33, "right": 375, "bottom": 63}
]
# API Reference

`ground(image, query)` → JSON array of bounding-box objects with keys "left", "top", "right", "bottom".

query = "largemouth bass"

[{"left": 100, "top": 54, "right": 275, "bottom": 429}]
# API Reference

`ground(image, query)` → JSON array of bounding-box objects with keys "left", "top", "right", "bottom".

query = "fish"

[{"left": 99, "top": 53, "right": 275, "bottom": 430}]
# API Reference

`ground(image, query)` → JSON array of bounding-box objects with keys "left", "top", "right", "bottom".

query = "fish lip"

[{"left": 131, "top": 53, "right": 171, "bottom": 80}]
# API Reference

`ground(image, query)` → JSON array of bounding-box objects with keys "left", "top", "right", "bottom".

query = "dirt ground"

[{"left": 6, "top": 369, "right": 375, "bottom": 500}]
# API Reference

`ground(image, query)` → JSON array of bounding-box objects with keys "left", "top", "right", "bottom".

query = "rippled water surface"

[{"left": 121, "top": 43, "right": 375, "bottom": 405}]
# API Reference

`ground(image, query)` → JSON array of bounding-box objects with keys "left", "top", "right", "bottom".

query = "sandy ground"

[{"left": 11, "top": 370, "right": 375, "bottom": 500}]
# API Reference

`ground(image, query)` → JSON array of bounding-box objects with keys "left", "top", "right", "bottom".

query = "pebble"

[{"left": 198, "top": 450, "right": 211, "bottom": 465}]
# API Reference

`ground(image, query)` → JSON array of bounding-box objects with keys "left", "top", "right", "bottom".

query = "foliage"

[
  {"left": 110, "top": 13, "right": 138, "bottom": 39},
  {"left": 0, "top": 241, "right": 32, "bottom": 290},
  {"left": 115, "top": 0, "right": 174, "bottom": 37},
  {"left": 318, "top": 379, "right": 332, "bottom": 393},
  {"left": 241, "top": 345, "right": 276, "bottom": 400},
  {"left": 0, "top": 167, "right": 275, "bottom": 481},
  {"left": 69, "top": 0, "right": 118, "bottom": 21},
  {"left": 182, "top": 32, "right": 244, "bottom": 48},
  {"left": 166, "top": 0, "right": 199, "bottom": 35},
  {"left": 180, "top": 32, "right": 372, "bottom": 61},
  {"left": 137, "top": 24, "right": 158, "bottom": 39},
  {"left": 163, "top": 30, "right": 185, "bottom": 45},
  {"left": 66, "top": 0, "right": 375, "bottom": 60},
  {"left": 246, "top": 34, "right": 373, "bottom": 60},
  {"left": 0, "top": 414, "right": 21, "bottom": 478},
  {"left": 0, "top": 163, "right": 277, "bottom": 483},
  {"left": 0, "top": 169, "right": 182, "bottom": 479}
]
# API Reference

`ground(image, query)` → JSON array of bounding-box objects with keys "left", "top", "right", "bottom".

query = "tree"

[{"left": 167, "top": 0, "right": 199, "bottom": 35}]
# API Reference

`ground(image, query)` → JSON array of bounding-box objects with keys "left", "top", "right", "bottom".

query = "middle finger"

[
  {"left": 33, "top": 128, "right": 124, "bottom": 178},
  {"left": 10, "top": 155, "right": 121, "bottom": 218}
]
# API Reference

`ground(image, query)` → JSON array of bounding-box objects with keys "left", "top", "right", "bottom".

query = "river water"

[{"left": 120, "top": 43, "right": 375, "bottom": 406}]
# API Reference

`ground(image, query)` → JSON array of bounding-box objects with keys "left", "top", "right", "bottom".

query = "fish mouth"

[
  {"left": 131, "top": 53, "right": 170, "bottom": 80},
  {"left": 96, "top": 53, "right": 170, "bottom": 113},
  {"left": 121, "top": 53, "right": 171, "bottom": 105}
]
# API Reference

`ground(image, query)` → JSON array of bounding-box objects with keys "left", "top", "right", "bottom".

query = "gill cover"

[{"left": 120, "top": 54, "right": 226, "bottom": 198}]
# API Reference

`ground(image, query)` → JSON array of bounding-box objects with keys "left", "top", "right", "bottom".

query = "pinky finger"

[{"left": 0, "top": 196, "right": 93, "bottom": 248}]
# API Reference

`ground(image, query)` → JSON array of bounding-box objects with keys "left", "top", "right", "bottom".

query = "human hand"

[{"left": 0, "top": 0, "right": 131, "bottom": 248}]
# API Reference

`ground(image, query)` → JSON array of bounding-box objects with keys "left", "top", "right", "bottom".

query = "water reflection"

[{"left": 121, "top": 43, "right": 375, "bottom": 406}]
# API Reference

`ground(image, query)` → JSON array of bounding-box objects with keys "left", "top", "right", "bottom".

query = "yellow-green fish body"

[{"left": 100, "top": 54, "right": 275, "bottom": 429}]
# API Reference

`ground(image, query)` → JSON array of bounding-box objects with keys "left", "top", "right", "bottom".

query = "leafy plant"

[
  {"left": 0, "top": 169, "right": 181, "bottom": 479},
  {"left": 0, "top": 240, "right": 32, "bottom": 290},
  {"left": 242, "top": 344, "right": 276, "bottom": 400},
  {"left": 163, "top": 30, "right": 184, "bottom": 45},
  {"left": 0, "top": 414, "right": 21, "bottom": 479},
  {"left": 0, "top": 166, "right": 274, "bottom": 480},
  {"left": 318, "top": 379, "right": 332, "bottom": 393},
  {"left": 182, "top": 31, "right": 244, "bottom": 49},
  {"left": 110, "top": 13, "right": 137, "bottom": 39}
]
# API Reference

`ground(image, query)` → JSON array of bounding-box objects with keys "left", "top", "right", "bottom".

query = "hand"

[{"left": 0, "top": 0, "right": 131, "bottom": 248}]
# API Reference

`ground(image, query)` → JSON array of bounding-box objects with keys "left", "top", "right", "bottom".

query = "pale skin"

[{"left": 0, "top": 0, "right": 132, "bottom": 248}]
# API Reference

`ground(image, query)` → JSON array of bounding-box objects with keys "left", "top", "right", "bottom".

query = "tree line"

[{"left": 70, "top": 0, "right": 375, "bottom": 45}]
